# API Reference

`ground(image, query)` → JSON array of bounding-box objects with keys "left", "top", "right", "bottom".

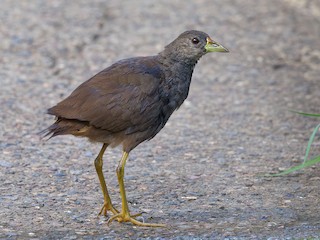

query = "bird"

[{"left": 42, "top": 30, "right": 228, "bottom": 227}]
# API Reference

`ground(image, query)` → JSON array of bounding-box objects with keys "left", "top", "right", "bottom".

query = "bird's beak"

[{"left": 205, "top": 37, "right": 229, "bottom": 53}]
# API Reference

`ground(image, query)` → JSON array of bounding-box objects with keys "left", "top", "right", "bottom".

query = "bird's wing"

[{"left": 48, "top": 57, "right": 165, "bottom": 134}]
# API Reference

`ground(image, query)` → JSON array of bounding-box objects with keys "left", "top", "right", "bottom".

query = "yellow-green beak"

[{"left": 205, "top": 37, "right": 229, "bottom": 53}]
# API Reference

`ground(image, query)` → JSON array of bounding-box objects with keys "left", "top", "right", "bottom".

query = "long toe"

[
  {"left": 128, "top": 217, "right": 166, "bottom": 227},
  {"left": 107, "top": 212, "right": 166, "bottom": 227},
  {"left": 98, "top": 203, "right": 119, "bottom": 217}
]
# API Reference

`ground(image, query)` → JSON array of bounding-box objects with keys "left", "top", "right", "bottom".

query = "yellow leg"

[
  {"left": 94, "top": 144, "right": 119, "bottom": 216},
  {"left": 107, "top": 151, "right": 166, "bottom": 227}
]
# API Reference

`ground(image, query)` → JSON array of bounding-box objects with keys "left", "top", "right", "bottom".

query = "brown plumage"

[
  {"left": 47, "top": 57, "right": 166, "bottom": 151},
  {"left": 43, "top": 30, "right": 228, "bottom": 227}
]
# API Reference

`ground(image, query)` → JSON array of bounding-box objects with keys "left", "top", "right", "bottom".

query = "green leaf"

[
  {"left": 266, "top": 155, "right": 320, "bottom": 177},
  {"left": 289, "top": 110, "right": 320, "bottom": 117},
  {"left": 264, "top": 123, "right": 320, "bottom": 177},
  {"left": 303, "top": 123, "right": 320, "bottom": 163}
]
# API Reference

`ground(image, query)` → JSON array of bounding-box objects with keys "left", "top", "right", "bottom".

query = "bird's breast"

[{"left": 159, "top": 73, "right": 192, "bottom": 121}]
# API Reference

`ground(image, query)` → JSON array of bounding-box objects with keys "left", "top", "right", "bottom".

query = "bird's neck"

[
  {"left": 156, "top": 53, "right": 196, "bottom": 113},
  {"left": 156, "top": 54, "right": 195, "bottom": 85},
  {"left": 158, "top": 50, "right": 198, "bottom": 68}
]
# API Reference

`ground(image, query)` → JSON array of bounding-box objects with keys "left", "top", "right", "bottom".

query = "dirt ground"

[{"left": 1, "top": 0, "right": 320, "bottom": 239}]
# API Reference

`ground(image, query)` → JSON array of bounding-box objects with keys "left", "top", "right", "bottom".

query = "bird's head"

[{"left": 161, "top": 30, "right": 229, "bottom": 64}]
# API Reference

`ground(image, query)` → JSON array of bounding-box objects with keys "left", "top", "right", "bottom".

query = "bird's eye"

[{"left": 191, "top": 38, "right": 200, "bottom": 44}]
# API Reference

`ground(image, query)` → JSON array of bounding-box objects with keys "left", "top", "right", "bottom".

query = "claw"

[
  {"left": 107, "top": 212, "right": 166, "bottom": 227},
  {"left": 98, "top": 203, "right": 119, "bottom": 217}
]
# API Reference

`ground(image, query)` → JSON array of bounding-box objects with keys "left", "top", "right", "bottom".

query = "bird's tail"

[{"left": 39, "top": 118, "right": 90, "bottom": 139}]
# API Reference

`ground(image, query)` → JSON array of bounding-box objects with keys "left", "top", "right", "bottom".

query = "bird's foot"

[
  {"left": 107, "top": 212, "right": 166, "bottom": 227},
  {"left": 98, "top": 203, "right": 142, "bottom": 218},
  {"left": 98, "top": 203, "right": 119, "bottom": 217}
]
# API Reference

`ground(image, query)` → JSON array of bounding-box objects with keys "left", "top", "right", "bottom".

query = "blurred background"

[{"left": 1, "top": 0, "right": 319, "bottom": 238}]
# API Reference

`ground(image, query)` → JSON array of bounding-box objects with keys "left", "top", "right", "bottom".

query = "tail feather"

[{"left": 40, "top": 118, "right": 90, "bottom": 139}]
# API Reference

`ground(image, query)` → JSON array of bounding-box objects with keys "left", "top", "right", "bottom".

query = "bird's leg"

[
  {"left": 94, "top": 143, "right": 119, "bottom": 216},
  {"left": 107, "top": 151, "right": 166, "bottom": 227}
]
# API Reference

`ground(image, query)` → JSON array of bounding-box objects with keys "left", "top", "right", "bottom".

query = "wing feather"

[{"left": 48, "top": 57, "right": 165, "bottom": 134}]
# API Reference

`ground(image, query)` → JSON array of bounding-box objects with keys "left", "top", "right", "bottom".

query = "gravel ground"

[{"left": 1, "top": 0, "right": 320, "bottom": 239}]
